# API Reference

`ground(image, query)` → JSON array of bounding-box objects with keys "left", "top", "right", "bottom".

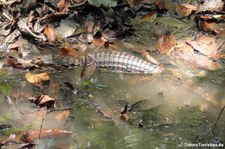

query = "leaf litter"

[{"left": 0, "top": 0, "right": 225, "bottom": 148}]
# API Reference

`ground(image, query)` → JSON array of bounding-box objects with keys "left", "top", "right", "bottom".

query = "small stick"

[
  {"left": 211, "top": 105, "right": 225, "bottom": 135},
  {"left": 207, "top": 105, "right": 225, "bottom": 147},
  {"left": 36, "top": 113, "right": 46, "bottom": 149}
]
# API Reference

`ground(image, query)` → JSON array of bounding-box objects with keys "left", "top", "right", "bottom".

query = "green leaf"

[{"left": 88, "top": 0, "right": 118, "bottom": 7}]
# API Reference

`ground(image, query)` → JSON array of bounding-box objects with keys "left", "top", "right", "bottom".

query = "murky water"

[{"left": 0, "top": 62, "right": 225, "bottom": 149}]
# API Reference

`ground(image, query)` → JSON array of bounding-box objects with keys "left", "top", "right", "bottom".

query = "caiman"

[{"left": 35, "top": 51, "right": 163, "bottom": 74}]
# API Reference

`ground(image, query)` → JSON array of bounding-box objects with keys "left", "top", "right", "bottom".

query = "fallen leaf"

[
  {"left": 92, "top": 37, "right": 107, "bottom": 47},
  {"left": 120, "top": 105, "right": 129, "bottom": 122},
  {"left": 202, "top": 21, "right": 225, "bottom": 36},
  {"left": 27, "top": 128, "right": 72, "bottom": 139},
  {"left": 20, "top": 132, "right": 33, "bottom": 143},
  {"left": 186, "top": 33, "right": 224, "bottom": 56},
  {"left": 17, "top": 20, "right": 47, "bottom": 41},
  {"left": 57, "top": 0, "right": 66, "bottom": 11},
  {"left": 177, "top": 4, "right": 197, "bottom": 17},
  {"left": 25, "top": 72, "right": 49, "bottom": 85},
  {"left": 199, "top": 0, "right": 224, "bottom": 12},
  {"left": 155, "top": 1, "right": 169, "bottom": 10},
  {"left": 140, "top": 11, "right": 157, "bottom": 22},
  {"left": 44, "top": 24, "right": 57, "bottom": 42},
  {"left": 156, "top": 34, "right": 176, "bottom": 54},
  {"left": 171, "top": 43, "right": 222, "bottom": 70},
  {"left": 55, "top": 110, "right": 70, "bottom": 121},
  {"left": 29, "top": 95, "right": 55, "bottom": 108},
  {"left": 60, "top": 45, "right": 84, "bottom": 58}
]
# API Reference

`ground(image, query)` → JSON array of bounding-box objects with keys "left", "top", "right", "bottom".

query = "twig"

[
  {"left": 35, "top": 113, "right": 47, "bottom": 149},
  {"left": 207, "top": 105, "right": 225, "bottom": 146}
]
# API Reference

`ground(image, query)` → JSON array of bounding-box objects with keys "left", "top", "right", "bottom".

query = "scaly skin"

[
  {"left": 54, "top": 51, "right": 163, "bottom": 74},
  {"left": 94, "top": 51, "right": 163, "bottom": 74}
]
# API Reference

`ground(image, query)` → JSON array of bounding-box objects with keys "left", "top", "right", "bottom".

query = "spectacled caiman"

[{"left": 35, "top": 51, "right": 163, "bottom": 74}]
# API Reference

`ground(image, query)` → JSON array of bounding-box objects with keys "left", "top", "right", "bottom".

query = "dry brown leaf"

[
  {"left": 199, "top": 0, "right": 224, "bottom": 12},
  {"left": 29, "top": 95, "right": 55, "bottom": 108},
  {"left": 25, "top": 72, "right": 49, "bottom": 84},
  {"left": 24, "top": 128, "right": 72, "bottom": 139},
  {"left": 92, "top": 37, "right": 107, "bottom": 47},
  {"left": 57, "top": 0, "right": 66, "bottom": 11},
  {"left": 55, "top": 110, "right": 70, "bottom": 121},
  {"left": 61, "top": 46, "right": 84, "bottom": 58},
  {"left": 171, "top": 43, "right": 222, "bottom": 70},
  {"left": 140, "top": 11, "right": 157, "bottom": 22},
  {"left": 177, "top": 4, "right": 197, "bottom": 17},
  {"left": 186, "top": 33, "right": 224, "bottom": 56},
  {"left": 156, "top": 34, "right": 176, "bottom": 54},
  {"left": 44, "top": 24, "right": 57, "bottom": 42},
  {"left": 202, "top": 21, "right": 225, "bottom": 36},
  {"left": 120, "top": 105, "right": 129, "bottom": 122},
  {"left": 155, "top": 1, "right": 169, "bottom": 10}
]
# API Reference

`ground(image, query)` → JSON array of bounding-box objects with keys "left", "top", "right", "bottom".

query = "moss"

[{"left": 176, "top": 106, "right": 212, "bottom": 143}]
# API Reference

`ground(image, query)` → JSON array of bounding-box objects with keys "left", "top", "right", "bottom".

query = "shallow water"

[{"left": 0, "top": 60, "right": 225, "bottom": 149}]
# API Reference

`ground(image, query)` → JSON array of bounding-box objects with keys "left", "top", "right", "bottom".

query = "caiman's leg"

[{"left": 80, "top": 54, "right": 96, "bottom": 79}]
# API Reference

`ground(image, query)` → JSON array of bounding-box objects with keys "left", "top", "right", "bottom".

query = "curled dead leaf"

[
  {"left": 44, "top": 24, "right": 57, "bottom": 42},
  {"left": 156, "top": 34, "right": 176, "bottom": 54},
  {"left": 177, "top": 4, "right": 197, "bottom": 17},
  {"left": 25, "top": 72, "right": 49, "bottom": 85},
  {"left": 29, "top": 95, "right": 55, "bottom": 108},
  {"left": 120, "top": 105, "right": 129, "bottom": 122}
]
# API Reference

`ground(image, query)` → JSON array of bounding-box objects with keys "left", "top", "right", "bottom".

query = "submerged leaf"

[
  {"left": 27, "top": 128, "right": 72, "bottom": 139},
  {"left": 155, "top": 16, "right": 187, "bottom": 28},
  {"left": 25, "top": 72, "right": 49, "bottom": 85},
  {"left": 55, "top": 110, "right": 70, "bottom": 121}
]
